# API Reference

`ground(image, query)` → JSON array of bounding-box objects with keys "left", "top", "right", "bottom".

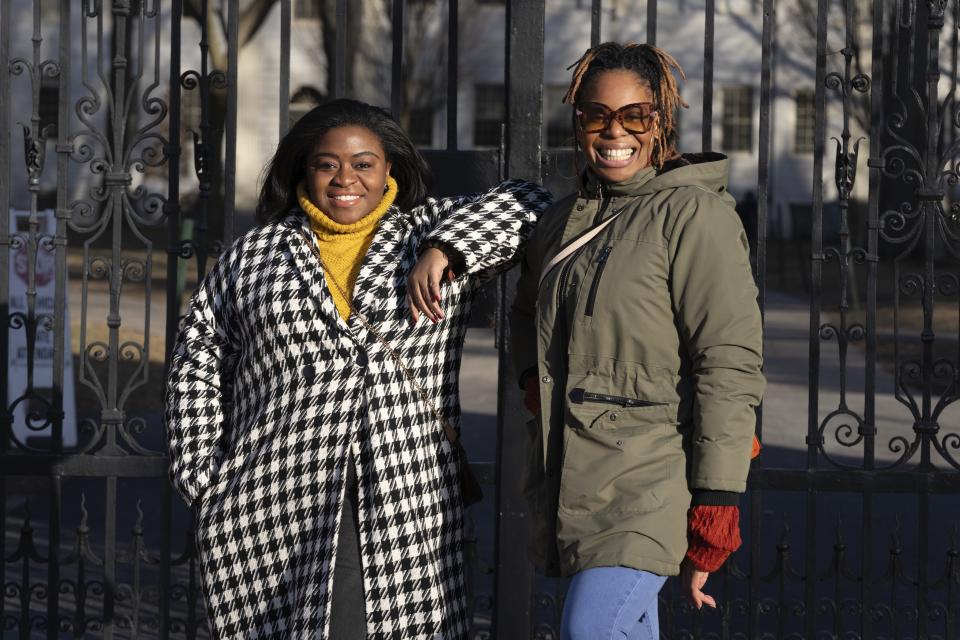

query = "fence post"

[{"left": 492, "top": 1, "right": 545, "bottom": 637}]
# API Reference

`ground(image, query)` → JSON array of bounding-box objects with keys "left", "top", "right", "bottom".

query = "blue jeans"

[{"left": 561, "top": 567, "right": 667, "bottom": 640}]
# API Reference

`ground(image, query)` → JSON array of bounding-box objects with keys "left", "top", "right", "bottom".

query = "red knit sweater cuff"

[{"left": 685, "top": 505, "right": 742, "bottom": 573}]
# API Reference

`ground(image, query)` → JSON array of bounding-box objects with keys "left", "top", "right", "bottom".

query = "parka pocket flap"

[
  {"left": 568, "top": 388, "right": 670, "bottom": 430},
  {"left": 568, "top": 387, "right": 667, "bottom": 408}
]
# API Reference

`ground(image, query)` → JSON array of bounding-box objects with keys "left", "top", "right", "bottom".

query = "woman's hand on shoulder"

[{"left": 407, "top": 247, "right": 453, "bottom": 324}]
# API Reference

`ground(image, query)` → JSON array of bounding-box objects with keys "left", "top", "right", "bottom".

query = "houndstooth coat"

[{"left": 165, "top": 179, "right": 551, "bottom": 639}]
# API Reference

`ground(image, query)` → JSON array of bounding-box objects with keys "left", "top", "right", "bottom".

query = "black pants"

[{"left": 328, "top": 465, "right": 366, "bottom": 639}]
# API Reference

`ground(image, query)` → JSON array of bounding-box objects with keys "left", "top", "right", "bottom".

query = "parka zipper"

[
  {"left": 554, "top": 196, "right": 616, "bottom": 363},
  {"left": 557, "top": 197, "right": 611, "bottom": 323},
  {"left": 555, "top": 197, "right": 608, "bottom": 342},
  {"left": 556, "top": 247, "right": 583, "bottom": 344},
  {"left": 579, "top": 391, "right": 667, "bottom": 408},
  {"left": 584, "top": 246, "right": 612, "bottom": 317}
]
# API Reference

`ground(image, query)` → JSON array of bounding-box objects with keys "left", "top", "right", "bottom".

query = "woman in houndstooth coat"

[{"left": 165, "top": 99, "right": 551, "bottom": 639}]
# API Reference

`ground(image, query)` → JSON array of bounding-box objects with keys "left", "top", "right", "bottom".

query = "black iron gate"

[{"left": 3, "top": 1, "right": 960, "bottom": 638}]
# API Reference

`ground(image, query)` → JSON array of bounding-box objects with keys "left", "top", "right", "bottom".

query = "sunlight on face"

[{"left": 305, "top": 125, "right": 393, "bottom": 224}]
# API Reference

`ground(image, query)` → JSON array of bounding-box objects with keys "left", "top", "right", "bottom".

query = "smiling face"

[
  {"left": 305, "top": 125, "right": 392, "bottom": 224},
  {"left": 576, "top": 69, "right": 658, "bottom": 184}
]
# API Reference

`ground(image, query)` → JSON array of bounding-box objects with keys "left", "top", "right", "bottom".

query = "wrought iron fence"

[{"left": 2, "top": 0, "right": 960, "bottom": 638}]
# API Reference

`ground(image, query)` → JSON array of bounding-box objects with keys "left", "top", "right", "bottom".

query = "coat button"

[
  {"left": 301, "top": 364, "right": 315, "bottom": 382},
  {"left": 609, "top": 412, "right": 618, "bottom": 421},
  {"left": 541, "top": 375, "right": 551, "bottom": 384},
  {"left": 356, "top": 352, "right": 369, "bottom": 368},
  {"left": 576, "top": 204, "right": 585, "bottom": 211}
]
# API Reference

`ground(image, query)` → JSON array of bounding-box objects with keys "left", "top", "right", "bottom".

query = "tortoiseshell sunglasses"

[{"left": 575, "top": 102, "right": 658, "bottom": 134}]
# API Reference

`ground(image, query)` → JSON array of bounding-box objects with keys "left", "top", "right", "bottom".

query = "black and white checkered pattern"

[{"left": 165, "top": 179, "right": 551, "bottom": 639}]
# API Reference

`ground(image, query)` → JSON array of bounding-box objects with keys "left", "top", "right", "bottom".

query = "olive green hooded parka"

[{"left": 510, "top": 153, "right": 765, "bottom": 578}]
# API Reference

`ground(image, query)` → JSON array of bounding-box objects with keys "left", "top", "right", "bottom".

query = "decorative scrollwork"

[
  {"left": 24, "top": 395, "right": 53, "bottom": 432},
  {"left": 880, "top": 201, "right": 922, "bottom": 244},
  {"left": 8, "top": 57, "right": 31, "bottom": 77},
  {"left": 9, "top": 232, "right": 26, "bottom": 251},
  {"left": 76, "top": 417, "right": 106, "bottom": 454},
  {"left": 38, "top": 59, "right": 60, "bottom": 80},
  {"left": 66, "top": 199, "right": 102, "bottom": 232},
  {"left": 56, "top": 615, "right": 72, "bottom": 633},
  {"left": 817, "top": 409, "right": 867, "bottom": 469},
  {"left": 121, "top": 258, "right": 147, "bottom": 284},
  {"left": 819, "top": 323, "right": 839, "bottom": 341},
  {"left": 882, "top": 145, "right": 923, "bottom": 184},
  {"left": 8, "top": 312, "right": 27, "bottom": 330},
  {"left": 123, "top": 189, "right": 166, "bottom": 226},
  {"left": 898, "top": 273, "right": 924, "bottom": 298},
  {"left": 177, "top": 239, "right": 197, "bottom": 259},
  {"left": 119, "top": 341, "right": 144, "bottom": 364},
  {"left": 851, "top": 73, "right": 870, "bottom": 93},
  {"left": 37, "top": 234, "right": 56, "bottom": 254},
  {"left": 179, "top": 70, "right": 202, "bottom": 91},
  {"left": 933, "top": 432, "right": 960, "bottom": 471},
  {"left": 847, "top": 323, "right": 865, "bottom": 342},
  {"left": 900, "top": 360, "right": 922, "bottom": 383},
  {"left": 87, "top": 581, "right": 106, "bottom": 598},
  {"left": 74, "top": 93, "right": 102, "bottom": 120},
  {"left": 87, "top": 256, "right": 111, "bottom": 280},
  {"left": 84, "top": 341, "right": 110, "bottom": 363},
  {"left": 209, "top": 70, "right": 228, "bottom": 91},
  {"left": 932, "top": 359, "right": 956, "bottom": 382},
  {"left": 117, "top": 417, "right": 157, "bottom": 455},
  {"left": 937, "top": 273, "right": 960, "bottom": 297}
]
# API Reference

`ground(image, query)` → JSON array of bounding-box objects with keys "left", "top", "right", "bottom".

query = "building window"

[
  {"left": 473, "top": 84, "right": 504, "bottom": 148},
  {"left": 544, "top": 85, "right": 572, "bottom": 148},
  {"left": 721, "top": 85, "right": 753, "bottom": 152},
  {"left": 290, "top": 86, "right": 323, "bottom": 128},
  {"left": 794, "top": 89, "right": 815, "bottom": 154},
  {"left": 407, "top": 107, "right": 434, "bottom": 147},
  {"left": 294, "top": 0, "right": 321, "bottom": 20}
]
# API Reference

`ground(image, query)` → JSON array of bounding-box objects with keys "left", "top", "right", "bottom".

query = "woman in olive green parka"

[{"left": 510, "top": 43, "right": 765, "bottom": 639}]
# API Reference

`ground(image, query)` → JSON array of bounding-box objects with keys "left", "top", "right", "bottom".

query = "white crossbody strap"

[{"left": 538, "top": 207, "right": 624, "bottom": 289}]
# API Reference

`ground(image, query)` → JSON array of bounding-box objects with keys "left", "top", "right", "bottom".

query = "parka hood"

[{"left": 582, "top": 152, "right": 732, "bottom": 202}]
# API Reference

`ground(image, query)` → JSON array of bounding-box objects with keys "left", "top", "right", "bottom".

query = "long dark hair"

[
  {"left": 256, "top": 98, "right": 432, "bottom": 224},
  {"left": 563, "top": 42, "right": 687, "bottom": 170}
]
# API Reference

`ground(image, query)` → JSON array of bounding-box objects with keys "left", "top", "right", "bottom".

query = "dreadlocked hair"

[{"left": 563, "top": 42, "right": 688, "bottom": 170}]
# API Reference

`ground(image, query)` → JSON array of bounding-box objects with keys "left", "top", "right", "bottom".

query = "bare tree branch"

[
  {"left": 238, "top": 0, "right": 279, "bottom": 49},
  {"left": 183, "top": 0, "right": 203, "bottom": 22}
]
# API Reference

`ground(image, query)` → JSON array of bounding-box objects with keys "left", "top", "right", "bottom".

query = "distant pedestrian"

[
  {"left": 166, "top": 98, "right": 550, "bottom": 638},
  {"left": 511, "top": 42, "right": 765, "bottom": 640}
]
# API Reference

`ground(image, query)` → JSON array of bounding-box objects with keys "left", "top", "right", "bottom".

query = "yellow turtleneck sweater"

[{"left": 297, "top": 176, "right": 397, "bottom": 320}]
